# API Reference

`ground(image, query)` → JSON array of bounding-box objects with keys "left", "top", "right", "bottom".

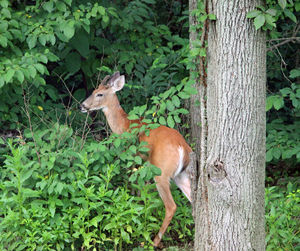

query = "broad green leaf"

[
  {"left": 5, "top": 69, "right": 15, "bottom": 82},
  {"left": 98, "top": 6, "right": 106, "bottom": 15},
  {"left": 56, "top": 1, "right": 66, "bottom": 12},
  {"left": 55, "top": 182, "right": 64, "bottom": 194},
  {"left": 272, "top": 148, "right": 281, "bottom": 159},
  {"left": 35, "top": 63, "right": 45, "bottom": 74},
  {"left": 254, "top": 14, "right": 266, "bottom": 30},
  {"left": 159, "top": 116, "right": 166, "bottom": 125},
  {"left": 178, "top": 91, "right": 190, "bottom": 99},
  {"left": 280, "top": 88, "right": 291, "bottom": 96},
  {"left": 15, "top": 70, "right": 24, "bottom": 83},
  {"left": 0, "top": 21, "right": 8, "bottom": 32},
  {"left": 103, "top": 15, "right": 109, "bottom": 23},
  {"left": 28, "top": 65, "right": 37, "bottom": 78},
  {"left": 64, "top": 23, "right": 75, "bottom": 39},
  {"left": 266, "top": 96, "right": 274, "bottom": 111},
  {"left": 0, "top": 35, "right": 8, "bottom": 47},
  {"left": 273, "top": 96, "right": 284, "bottom": 110},
  {"left": 43, "top": 1, "right": 54, "bottom": 12},
  {"left": 278, "top": 0, "right": 287, "bottom": 9},
  {"left": 38, "top": 34, "right": 47, "bottom": 46},
  {"left": 284, "top": 9, "right": 297, "bottom": 23},
  {"left": 114, "top": 138, "right": 121, "bottom": 148},
  {"left": 266, "top": 149, "right": 273, "bottom": 162},
  {"left": 167, "top": 115, "right": 175, "bottom": 128},
  {"left": 266, "top": 8, "right": 277, "bottom": 16},
  {"left": 289, "top": 69, "right": 300, "bottom": 78},
  {"left": 46, "top": 88, "right": 58, "bottom": 101},
  {"left": 166, "top": 100, "right": 175, "bottom": 111},
  {"left": 265, "top": 14, "right": 276, "bottom": 27},
  {"left": 208, "top": 13, "right": 216, "bottom": 20},
  {"left": 21, "top": 169, "right": 33, "bottom": 183},
  {"left": 247, "top": 10, "right": 261, "bottom": 18},
  {"left": 27, "top": 35, "right": 37, "bottom": 49},
  {"left": 134, "top": 156, "right": 142, "bottom": 165},
  {"left": 172, "top": 95, "right": 180, "bottom": 107}
]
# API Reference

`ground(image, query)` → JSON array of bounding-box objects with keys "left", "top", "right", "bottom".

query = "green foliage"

[
  {"left": 266, "top": 183, "right": 300, "bottom": 250},
  {"left": 247, "top": 0, "right": 298, "bottom": 30},
  {"left": 0, "top": 124, "right": 193, "bottom": 250},
  {"left": 0, "top": 0, "right": 299, "bottom": 249}
]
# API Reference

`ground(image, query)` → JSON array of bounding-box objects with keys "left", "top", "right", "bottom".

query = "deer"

[{"left": 80, "top": 71, "right": 193, "bottom": 247}]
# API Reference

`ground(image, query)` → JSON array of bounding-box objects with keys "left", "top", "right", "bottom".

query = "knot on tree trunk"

[{"left": 208, "top": 159, "right": 227, "bottom": 183}]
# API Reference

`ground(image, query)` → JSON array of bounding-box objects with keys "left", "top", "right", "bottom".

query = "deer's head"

[{"left": 80, "top": 72, "right": 125, "bottom": 113}]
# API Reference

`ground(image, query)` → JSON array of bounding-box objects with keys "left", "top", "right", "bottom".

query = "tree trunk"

[{"left": 193, "top": 0, "right": 266, "bottom": 250}]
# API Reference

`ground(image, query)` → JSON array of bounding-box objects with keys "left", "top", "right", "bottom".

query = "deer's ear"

[{"left": 110, "top": 75, "right": 125, "bottom": 93}]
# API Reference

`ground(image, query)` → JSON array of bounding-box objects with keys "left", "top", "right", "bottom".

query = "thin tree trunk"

[{"left": 193, "top": 0, "right": 266, "bottom": 250}]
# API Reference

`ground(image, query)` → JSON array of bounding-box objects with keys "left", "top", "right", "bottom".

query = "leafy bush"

[
  {"left": 266, "top": 183, "right": 300, "bottom": 250},
  {"left": 0, "top": 123, "right": 193, "bottom": 250}
]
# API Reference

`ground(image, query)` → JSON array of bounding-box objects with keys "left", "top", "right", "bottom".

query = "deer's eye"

[{"left": 96, "top": 93, "right": 103, "bottom": 97}]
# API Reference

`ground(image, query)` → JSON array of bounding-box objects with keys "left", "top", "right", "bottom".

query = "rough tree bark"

[{"left": 191, "top": 0, "right": 266, "bottom": 250}]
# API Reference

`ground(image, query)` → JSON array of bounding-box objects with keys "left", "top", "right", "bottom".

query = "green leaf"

[
  {"left": 266, "top": 96, "right": 274, "bottom": 111},
  {"left": 178, "top": 91, "right": 190, "bottom": 99},
  {"left": 0, "top": 35, "right": 8, "bottom": 47},
  {"left": 65, "top": 52, "right": 81, "bottom": 74},
  {"left": 56, "top": 1, "right": 66, "bottom": 12},
  {"left": 289, "top": 69, "right": 300, "bottom": 78},
  {"left": 273, "top": 96, "right": 284, "bottom": 110},
  {"left": 265, "top": 14, "right": 276, "bottom": 27},
  {"left": 64, "top": 22, "right": 75, "bottom": 39},
  {"left": 28, "top": 65, "right": 37, "bottom": 78},
  {"left": 134, "top": 156, "right": 142, "bottom": 165},
  {"left": 15, "top": 70, "right": 24, "bottom": 83},
  {"left": 159, "top": 116, "right": 166, "bottom": 125},
  {"left": 55, "top": 182, "right": 64, "bottom": 194},
  {"left": 166, "top": 100, "right": 175, "bottom": 111},
  {"left": 172, "top": 95, "right": 180, "bottom": 107},
  {"left": 5, "top": 69, "right": 15, "bottom": 82},
  {"left": 21, "top": 169, "right": 33, "bottom": 183},
  {"left": 247, "top": 10, "right": 261, "bottom": 18},
  {"left": 114, "top": 138, "right": 121, "bottom": 148},
  {"left": 167, "top": 115, "right": 175, "bottom": 128},
  {"left": 266, "top": 149, "right": 273, "bottom": 162},
  {"left": 46, "top": 88, "right": 58, "bottom": 101},
  {"left": 272, "top": 148, "right": 281, "bottom": 159},
  {"left": 38, "top": 34, "right": 47, "bottom": 46},
  {"left": 35, "top": 63, "right": 45, "bottom": 74},
  {"left": 254, "top": 14, "right": 266, "bottom": 30},
  {"left": 98, "top": 6, "right": 106, "bottom": 15},
  {"left": 43, "top": 1, "right": 54, "bottom": 12},
  {"left": 208, "top": 13, "right": 216, "bottom": 20},
  {"left": 278, "top": 0, "right": 287, "bottom": 9},
  {"left": 266, "top": 8, "right": 277, "bottom": 16},
  {"left": 27, "top": 35, "right": 37, "bottom": 49},
  {"left": 284, "top": 9, "right": 297, "bottom": 23},
  {"left": 103, "top": 15, "right": 109, "bottom": 23}
]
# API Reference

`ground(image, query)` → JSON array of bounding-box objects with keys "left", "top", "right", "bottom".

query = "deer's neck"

[{"left": 102, "top": 97, "right": 130, "bottom": 134}]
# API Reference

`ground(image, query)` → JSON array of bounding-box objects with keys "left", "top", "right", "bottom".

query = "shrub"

[
  {"left": 265, "top": 183, "right": 300, "bottom": 250},
  {"left": 0, "top": 123, "right": 193, "bottom": 250}
]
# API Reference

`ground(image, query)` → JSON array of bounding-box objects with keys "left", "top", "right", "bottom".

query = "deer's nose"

[{"left": 79, "top": 104, "right": 88, "bottom": 113}]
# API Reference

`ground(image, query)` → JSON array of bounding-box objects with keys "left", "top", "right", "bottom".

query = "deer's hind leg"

[{"left": 153, "top": 175, "right": 176, "bottom": 247}]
